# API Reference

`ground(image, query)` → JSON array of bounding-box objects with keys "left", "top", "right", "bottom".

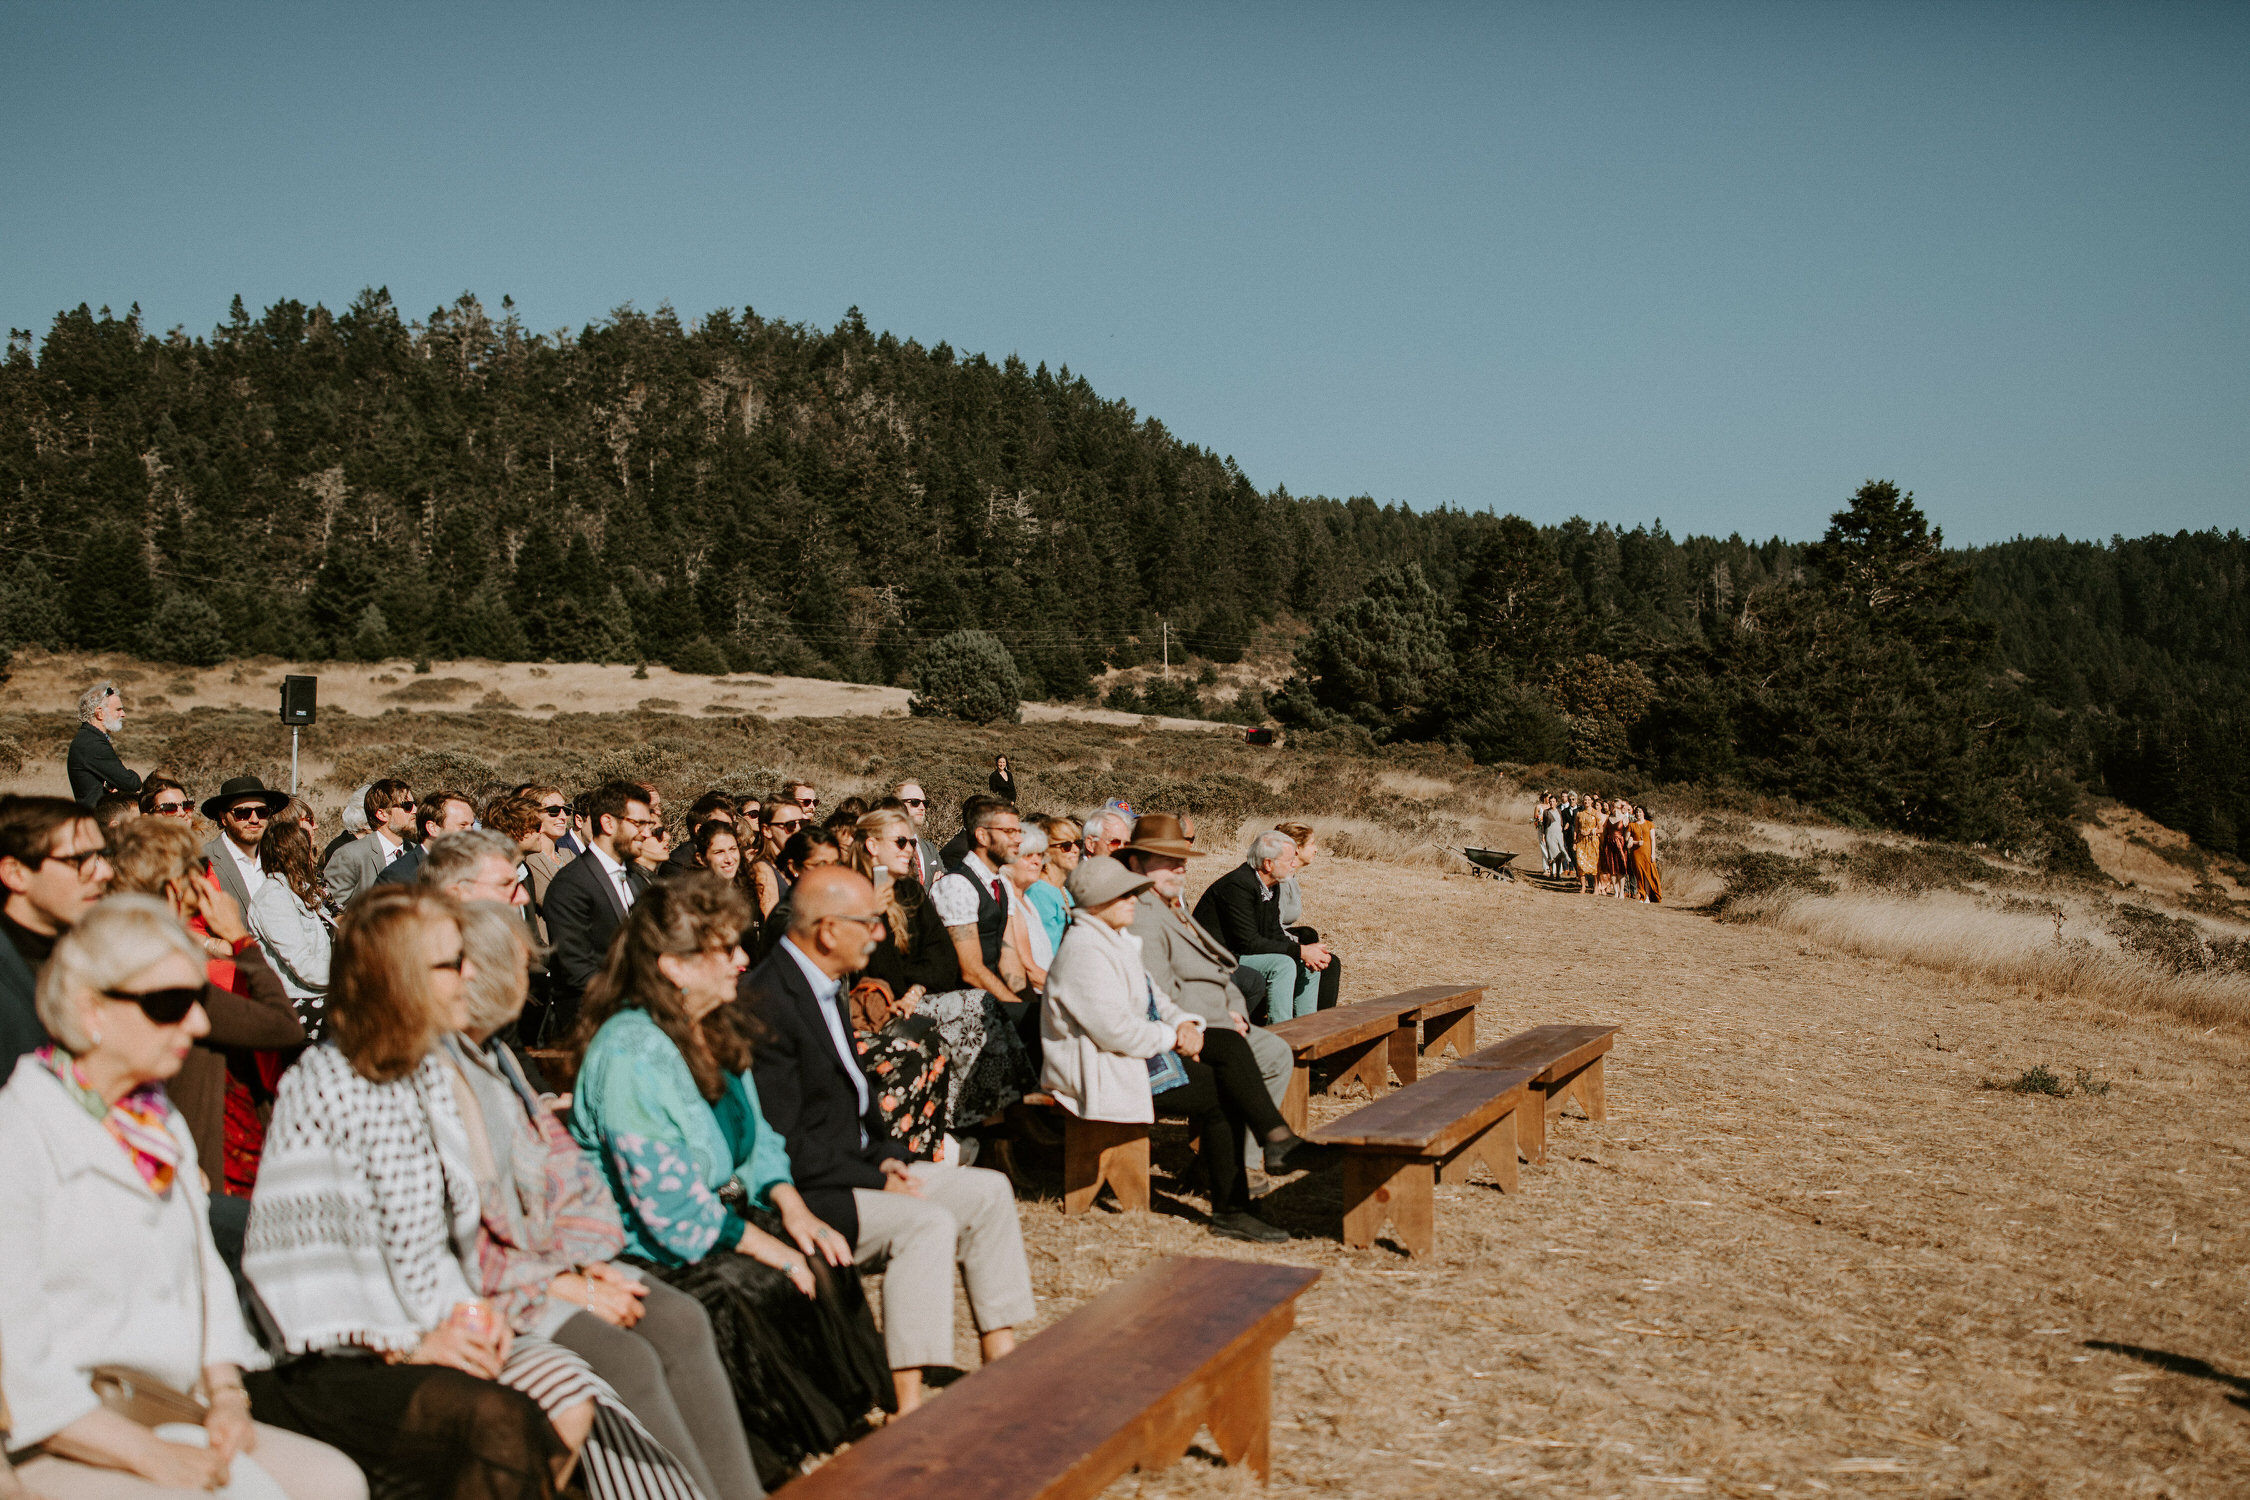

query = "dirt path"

[{"left": 1003, "top": 858, "right": 2250, "bottom": 1497}]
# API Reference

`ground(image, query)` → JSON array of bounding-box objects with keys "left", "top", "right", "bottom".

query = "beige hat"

[{"left": 1066, "top": 854, "right": 1153, "bottom": 908}]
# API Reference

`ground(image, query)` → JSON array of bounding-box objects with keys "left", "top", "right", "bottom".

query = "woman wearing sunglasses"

[
  {"left": 0, "top": 895, "right": 366, "bottom": 1500},
  {"left": 748, "top": 798, "right": 805, "bottom": 924}
]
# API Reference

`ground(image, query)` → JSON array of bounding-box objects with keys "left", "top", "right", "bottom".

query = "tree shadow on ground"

[{"left": 2085, "top": 1341, "right": 2250, "bottom": 1410}]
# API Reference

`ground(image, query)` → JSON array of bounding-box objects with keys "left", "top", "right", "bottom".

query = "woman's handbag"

[{"left": 87, "top": 1367, "right": 208, "bottom": 1429}]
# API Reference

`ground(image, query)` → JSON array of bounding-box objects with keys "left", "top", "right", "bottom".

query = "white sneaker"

[{"left": 936, "top": 1133, "right": 980, "bottom": 1168}]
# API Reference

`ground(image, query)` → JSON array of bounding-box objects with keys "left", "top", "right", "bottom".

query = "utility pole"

[{"left": 1162, "top": 619, "right": 1170, "bottom": 680}]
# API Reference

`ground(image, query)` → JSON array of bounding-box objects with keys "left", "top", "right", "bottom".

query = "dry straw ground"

[{"left": 5, "top": 654, "right": 2248, "bottom": 1495}]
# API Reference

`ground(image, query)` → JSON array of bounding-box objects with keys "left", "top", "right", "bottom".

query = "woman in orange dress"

[
  {"left": 1574, "top": 797, "right": 1606, "bottom": 895},
  {"left": 1628, "top": 805, "right": 1661, "bottom": 904}
]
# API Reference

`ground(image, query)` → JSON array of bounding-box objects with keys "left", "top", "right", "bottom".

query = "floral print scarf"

[{"left": 38, "top": 1044, "right": 182, "bottom": 1195}]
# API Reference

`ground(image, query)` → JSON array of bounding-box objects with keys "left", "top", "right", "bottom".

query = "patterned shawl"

[
  {"left": 38, "top": 1044, "right": 180, "bottom": 1195},
  {"left": 243, "top": 1043, "right": 485, "bottom": 1356}
]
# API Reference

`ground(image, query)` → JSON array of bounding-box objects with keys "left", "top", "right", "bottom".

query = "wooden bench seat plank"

[
  {"left": 787, "top": 1257, "right": 1320, "bottom": 1500},
  {"left": 1269, "top": 984, "right": 1488, "bottom": 1129},
  {"left": 1455, "top": 1024, "right": 1619, "bottom": 1162},
  {"left": 1267, "top": 1003, "right": 1413, "bottom": 1058},
  {"left": 1308, "top": 1065, "right": 1536, "bottom": 1158}
]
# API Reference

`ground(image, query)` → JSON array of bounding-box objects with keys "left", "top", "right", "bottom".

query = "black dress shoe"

[
  {"left": 1262, "top": 1133, "right": 1340, "bottom": 1175},
  {"left": 1209, "top": 1210, "right": 1292, "bottom": 1244}
]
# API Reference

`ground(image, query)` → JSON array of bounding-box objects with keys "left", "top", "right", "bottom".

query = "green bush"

[
  {"left": 910, "top": 631, "right": 1022, "bottom": 724},
  {"left": 143, "top": 594, "right": 232, "bottom": 668},
  {"left": 670, "top": 637, "right": 731, "bottom": 676}
]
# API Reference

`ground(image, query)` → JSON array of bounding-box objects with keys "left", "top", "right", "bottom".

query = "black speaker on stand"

[{"left": 280, "top": 676, "right": 317, "bottom": 792}]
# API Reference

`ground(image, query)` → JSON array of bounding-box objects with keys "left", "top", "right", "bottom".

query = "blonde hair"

[
  {"left": 37, "top": 894, "right": 205, "bottom": 1052},
  {"left": 106, "top": 818, "right": 205, "bottom": 905},
  {"left": 456, "top": 900, "right": 534, "bottom": 1037},
  {"left": 852, "top": 809, "right": 915, "bottom": 948}
]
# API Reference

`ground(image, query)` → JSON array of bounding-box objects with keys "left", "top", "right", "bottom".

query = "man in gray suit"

[
  {"left": 324, "top": 779, "right": 417, "bottom": 910},
  {"left": 198, "top": 776, "right": 289, "bottom": 916},
  {"left": 891, "top": 781, "right": 945, "bottom": 888},
  {"left": 1119, "top": 813, "right": 1294, "bottom": 1165}
]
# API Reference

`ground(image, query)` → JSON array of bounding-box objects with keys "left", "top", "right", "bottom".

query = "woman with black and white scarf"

[{"left": 245, "top": 886, "right": 718, "bottom": 1500}]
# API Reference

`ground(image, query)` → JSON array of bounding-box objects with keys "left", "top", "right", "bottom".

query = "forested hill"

[{"left": 1, "top": 294, "right": 2243, "bottom": 858}]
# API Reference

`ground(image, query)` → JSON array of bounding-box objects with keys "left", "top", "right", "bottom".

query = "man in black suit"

[
  {"left": 1192, "top": 829, "right": 1332, "bottom": 1025},
  {"left": 65, "top": 681, "right": 141, "bottom": 809},
  {"left": 741, "top": 864, "right": 1034, "bottom": 1415},
  {"left": 372, "top": 790, "right": 477, "bottom": 889},
  {"left": 538, "top": 779, "right": 656, "bottom": 1033}
]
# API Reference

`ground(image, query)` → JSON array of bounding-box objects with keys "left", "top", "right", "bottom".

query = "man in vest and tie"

[
  {"left": 930, "top": 794, "right": 1038, "bottom": 1056},
  {"left": 538, "top": 779, "right": 656, "bottom": 1035}
]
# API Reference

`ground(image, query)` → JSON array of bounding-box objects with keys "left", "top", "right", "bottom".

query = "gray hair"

[
  {"left": 1016, "top": 825, "right": 1049, "bottom": 859},
  {"left": 456, "top": 900, "right": 534, "bottom": 1037},
  {"left": 1081, "top": 810, "right": 1122, "bottom": 845},
  {"left": 77, "top": 681, "right": 119, "bottom": 725},
  {"left": 417, "top": 829, "right": 522, "bottom": 895},
  {"left": 1247, "top": 830, "right": 1296, "bottom": 868},
  {"left": 37, "top": 894, "right": 205, "bottom": 1052},
  {"left": 341, "top": 785, "right": 372, "bottom": 835}
]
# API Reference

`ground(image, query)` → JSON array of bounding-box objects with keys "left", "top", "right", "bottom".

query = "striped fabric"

[{"left": 501, "top": 1336, "right": 707, "bottom": 1500}]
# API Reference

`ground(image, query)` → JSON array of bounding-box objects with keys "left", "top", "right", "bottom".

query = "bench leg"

[
  {"left": 1549, "top": 1057, "right": 1606, "bottom": 1125},
  {"left": 1203, "top": 1342, "right": 1275, "bottom": 1479},
  {"left": 1331, "top": 1036, "right": 1387, "bottom": 1100},
  {"left": 1063, "top": 1117, "right": 1150, "bottom": 1214},
  {"left": 1340, "top": 1153, "right": 1434, "bottom": 1256},
  {"left": 1421, "top": 1006, "right": 1476, "bottom": 1061},
  {"left": 1386, "top": 1023, "right": 1419, "bottom": 1088},
  {"left": 1436, "top": 1109, "right": 1519, "bottom": 1194},
  {"left": 1283, "top": 1062, "right": 1309, "bottom": 1134},
  {"left": 1519, "top": 1087, "right": 1549, "bottom": 1164}
]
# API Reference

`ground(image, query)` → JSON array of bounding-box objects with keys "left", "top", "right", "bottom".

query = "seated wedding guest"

[
  {"left": 441, "top": 902, "right": 768, "bottom": 1500},
  {"left": 0, "top": 896, "right": 367, "bottom": 1500},
  {"left": 690, "top": 819, "right": 761, "bottom": 905},
  {"left": 245, "top": 887, "right": 708, "bottom": 1500},
  {"left": 855, "top": 809, "right": 1034, "bottom": 1141},
  {"left": 755, "top": 827, "right": 841, "bottom": 955},
  {"left": 748, "top": 797, "right": 806, "bottom": 921},
  {"left": 665, "top": 793, "right": 735, "bottom": 877},
  {"left": 932, "top": 798, "right": 1032, "bottom": 1036},
  {"left": 541, "top": 780, "right": 656, "bottom": 1034},
  {"left": 1042, "top": 858, "right": 1328, "bottom": 1245},
  {"left": 325, "top": 780, "right": 415, "bottom": 910},
  {"left": 1119, "top": 815, "right": 1293, "bottom": 1136},
  {"left": 740, "top": 866, "right": 1036, "bottom": 1415},
  {"left": 1077, "top": 807, "right": 1131, "bottom": 861},
  {"left": 92, "top": 813, "right": 305, "bottom": 1191},
  {"left": 136, "top": 776, "right": 195, "bottom": 823},
  {"left": 569, "top": 878, "right": 891, "bottom": 1486},
  {"left": 1272, "top": 822, "right": 1343, "bottom": 1012},
  {"left": 837, "top": 812, "right": 952, "bottom": 1161},
  {"left": 485, "top": 796, "right": 559, "bottom": 944},
  {"left": 1004, "top": 827, "right": 1052, "bottom": 987},
  {"left": 1192, "top": 830, "right": 1330, "bottom": 1025},
  {"left": 821, "top": 797, "right": 868, "bottom": 860},
  {"left": 1024, "top": 816, "right": 1078, "bottom": 952},
  {"left": 247, "top": 802, "right": 334, "bottom": 1038},
  {"left": 373, "top": 791, "right": 477, "bottom": 891},
  {"left": 90, "top": 794, "right": 140, "bottom": 837}
]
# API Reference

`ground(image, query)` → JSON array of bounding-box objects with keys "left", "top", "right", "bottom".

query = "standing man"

[
  {"left": 65, "top": 682, "right": 141, "bottom": 810},
  {"left": 199, "top": 775, "right": 289, "bottom": 917},
  {"left": 740, "top": 865, "right": 1034, "bottom": 1416},
  {"left": 892, "top": 781, "right": 943, "bottom": 886},
  {"left": 373, "top": 790, "right": 476, "bottom": 888},
  {"left": 324, "top": 779, "right": 415, "bottom": 909},
  {"left": 538, "top": 779, "right": 656, "bottom": 1031}
]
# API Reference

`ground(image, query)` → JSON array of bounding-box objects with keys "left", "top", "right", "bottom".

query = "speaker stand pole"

[{"left": 290, "top": 727, "right": 300, "bottom": 796}]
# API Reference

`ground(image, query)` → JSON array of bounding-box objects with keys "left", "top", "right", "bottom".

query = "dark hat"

[
  {"left": 200, "top": 776, "right": 289, "bottom": 821},
  {"left": 1118, "top": 813, "right": 1203, "bottom": 861}
]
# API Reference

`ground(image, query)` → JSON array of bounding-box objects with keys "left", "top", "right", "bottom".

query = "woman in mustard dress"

[
  {"left": 1573, "top": 797, "right": 1605, "bottom": 895},
  {"left": 1629, "top": 806, "right": 1662, "bottom": 904}
]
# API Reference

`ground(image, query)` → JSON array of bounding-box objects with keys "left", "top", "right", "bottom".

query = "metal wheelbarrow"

[{"left": 1463, "top": 847, "right": 1519, "bottom": 881}]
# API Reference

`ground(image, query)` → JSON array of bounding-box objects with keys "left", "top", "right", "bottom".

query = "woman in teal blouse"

[{"left": 568, "top": 878, "right": 892, "bottom": 1487}]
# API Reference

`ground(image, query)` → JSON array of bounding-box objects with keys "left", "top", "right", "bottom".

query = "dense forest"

[{"left": 1, "top": 295, "right": 2243, "bottom": 859}]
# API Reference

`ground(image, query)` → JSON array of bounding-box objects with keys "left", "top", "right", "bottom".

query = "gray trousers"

[
  {"left": 552, "top": 1280, "right": 766, "bottom": 1500},
  {"left": 1242, "top": 1023, "right": 1293, "bottom": 1168},
  {"left": 851, "top": 1163, "right": 1037, "bottom": 1370}
]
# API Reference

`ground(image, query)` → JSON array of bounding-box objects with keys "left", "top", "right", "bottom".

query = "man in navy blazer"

[
  {"left": 740, "top": 865, "right": 1035, "bottom": 1414},
  {"left": 538, "top": 780, "right": 656, "bottom": 1033},
  {"left": 65, "top": 681, "right": 141, "bottom": 810},
  {"left": 1192, "top": 830, "right": 1332, "bottom": 1024}
]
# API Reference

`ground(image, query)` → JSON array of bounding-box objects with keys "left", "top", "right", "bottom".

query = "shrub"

[
  {"left": 142, "top": 594, "right": 232, "bottom": 668},
  {"left": 670, "top": 637, "right": 731, "bottom": 676},
  {"left": 910, "top": 631, "right": 1022, "bottom": 724},
  {"left": 1708, "top": 850, "right": 1837, "bottom": 920}
]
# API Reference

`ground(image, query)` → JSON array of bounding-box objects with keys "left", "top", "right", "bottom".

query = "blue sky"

[{"left": 3, "top": 2, "right": 2244, "bottom": 544}]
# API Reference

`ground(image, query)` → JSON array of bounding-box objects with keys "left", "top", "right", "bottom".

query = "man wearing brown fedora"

[{"left": 1118, "top": 814, "right": 1295, "bottom": 1160}]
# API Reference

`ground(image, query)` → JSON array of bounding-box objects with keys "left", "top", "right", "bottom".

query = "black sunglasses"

[
  {"left": 103, "top": 984, "right": 203, "bottom": 1025},
  {"left": 224, "top": 805, "right": 269, "bottom": 821},
  {"left": 540, "top": 802, "right": 569, "bottom": 815},
  {"left": 901, "top": 797, "right": 927, "bottom": 808},
  {"left": 152, "top": 800, "right": 192, "bottom": 815}
]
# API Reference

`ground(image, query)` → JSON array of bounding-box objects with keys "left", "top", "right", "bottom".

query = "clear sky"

[{"left": 3, "top": 2, "right": 2244, "bottom": 544}]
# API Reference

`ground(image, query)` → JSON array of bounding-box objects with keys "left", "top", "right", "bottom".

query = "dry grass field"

[{"left": 6, "top": 652, "right": 2248, "bottom": 1495}]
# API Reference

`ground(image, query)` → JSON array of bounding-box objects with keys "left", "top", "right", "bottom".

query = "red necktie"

[{"left": 991, "top": 878, "right": 1004, "bottom": 904}]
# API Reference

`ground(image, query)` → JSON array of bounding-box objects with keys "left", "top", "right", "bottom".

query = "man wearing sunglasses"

[
  {"left": 65, "top": 680, "right": 144, "bottom": 811},
  {"left": 891, "top": 782, "right": 943, "bottom": 886},
  {"left": 324, "top": 778, "right": 416, "bottom": 909},
  {"left": 539, "top": 779, "right": 656, "bottom": 1033},
  {"left": 198, "top": 776, "right": 290, "bottom": 917}
]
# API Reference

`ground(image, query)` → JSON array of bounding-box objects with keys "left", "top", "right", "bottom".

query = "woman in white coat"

[
  {"left": 0, "top": 895, "right": 364, "bottom": 1500},
  {"left": 1039, "top": 857, "right": 1329, "bottom": 1245}
]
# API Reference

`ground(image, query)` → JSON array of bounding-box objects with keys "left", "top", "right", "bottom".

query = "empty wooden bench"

[
  {"left": 1455, "top": 1022, "right": 1618, "bottom": 1163},
  {"left": 786, "top": 1256, "right": 1321, "bottom": 1498},
  {"left": 1309, "top": 1064, "right": 1538, "bottom": 1257},
  {"left": 1268, "top": 983, "right": 1484, "bottom": 1131},
  {"left": 1019, "top": 1093, "right": 1149, "bottom": 1215}
]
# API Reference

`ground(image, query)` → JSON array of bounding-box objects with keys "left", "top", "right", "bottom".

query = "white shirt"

[
  {"left": 932, "top": 851, "right": 1003, "bottom": 929},
  {"left": 222, "top": 834, "right": 264, "bottom": 895},
  {"left": 780, "top": 937, "right": 869, "bottom": 1146},
  {"left": 587, "top": 844, "right": 637, "bottom": 911},
  {"left": 372, "top": 828, "right": 408, "bottom": 866}
]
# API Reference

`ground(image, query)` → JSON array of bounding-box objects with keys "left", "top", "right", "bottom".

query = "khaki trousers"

[
  {"left": 851, "top": 1163, "right": 1037, "bottom": 1370},
  {"left": 16, "top": 1425, "right": 364, "bottom": 1500}
]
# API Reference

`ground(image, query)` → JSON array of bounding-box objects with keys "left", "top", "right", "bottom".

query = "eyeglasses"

[
  {"left": 102, "top": 984, "right": 203, "bottom": 1025},
  {"left": 768, "top": 818, "right": 804, "bottom": 834},
  {"left": 1051, "top": 839, "right": 1082, "bottom": 853},
  {"left": 901, "top": 797, "right": 926, "bottom": 809},
  {"left": 152, "top": 800, "right": 192, "bottom": 816},
  {"left": 540, "top": 802, "right": 569, "bottom": 816},
  {"left": 41, "top": 846, "right": 111, "bottom": 872},
  {"left": 224, "top": 805, "right": 269, "bottom": 822},
  {"left": 795, "top": 797, "right": 819, "bottom": 810},
  {"left": 822, "top": 912, "right": 886, "bottom": 931},
  {"left": 887, "top": 835, "right": 916, "bottom": 850}
]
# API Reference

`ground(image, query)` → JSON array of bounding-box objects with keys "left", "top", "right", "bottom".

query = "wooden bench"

[
  {"left": 1019, "top": 1093, "right": 1150, "bottom": 1215},
  {"left": 786, "top": 1256, "right": 1320, "bottom": 1498},
  {"left": 1268, "top": 983, "right": 1484, "bottom": 1131},
  {"left": 1309, "top": 1064, "right": 1537, "bottom": 1257},
  {"left": 1454, "top": 1023, "right": 1618, "bottom": 1164}
]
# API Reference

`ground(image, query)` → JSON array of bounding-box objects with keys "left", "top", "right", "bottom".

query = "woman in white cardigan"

[
  {"left": 0, "top": 896, "right": 363, "bottom": 1500},
  {"left": 246, "top": 810, "right": 332, "bottom": 1039},
  {"left": 1040, "top": 858, "right": 1328, "bottom": 1245}
]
